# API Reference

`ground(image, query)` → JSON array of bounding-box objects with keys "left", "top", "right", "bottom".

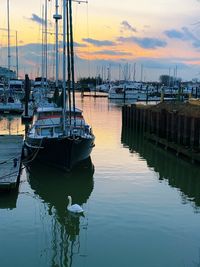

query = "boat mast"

[
  {"left": 69, "top": 0, "right": 76, "bottom": 125},
  {"left": 7, "top": 0, "right": 11, "bottom": 81},
  {"left": 53, "top": 0, "right": 62, "bottom": 88},
  {"left": 133, "top": 62, "right": 136, "bottom": 82},
  {"left": 67, "top": 0, "right": 87, "bottom": 126},
  {"left": 62, "top": 0, "right": 67, "bottom": 134},
  {"left": 45, "top": 0, "right": 48, "bottom": 89},
  {"left": 15, "top": 31, "right": 19, "bottom": 78},
  {"left": 66, "top": 0, "right": 72, "bottom": 124}
]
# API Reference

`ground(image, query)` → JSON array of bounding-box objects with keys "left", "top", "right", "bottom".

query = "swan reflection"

[{"left": 26, "top": 157, "right": 94, "bottom": 267}]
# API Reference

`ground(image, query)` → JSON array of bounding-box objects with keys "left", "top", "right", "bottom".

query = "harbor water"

[{"left": 0, "top": 94, "right": 200, "bottom": 267}]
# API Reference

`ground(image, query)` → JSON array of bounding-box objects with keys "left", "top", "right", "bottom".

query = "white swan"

[{"left": 67, "top": 195, "right": 84, "bottom": 214}]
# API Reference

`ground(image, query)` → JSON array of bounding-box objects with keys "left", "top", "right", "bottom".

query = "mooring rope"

[{"left": 22, "top": 138, "right": 44, "bottom": 164}]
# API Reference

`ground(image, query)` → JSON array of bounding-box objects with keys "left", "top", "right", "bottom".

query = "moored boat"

[
  {"left": 24, "top": 106, "right": 95, "bottom": 170},
  {"left": 24, "top": 0, "right": 95, "bottom": 171},
  {"left": 0, "top": 95, "right": 23, "bottom": 114}
]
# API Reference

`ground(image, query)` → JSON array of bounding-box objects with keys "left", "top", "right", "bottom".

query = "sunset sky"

[{"left": 1, "top": 0, "right": 200, "bottom": 82}]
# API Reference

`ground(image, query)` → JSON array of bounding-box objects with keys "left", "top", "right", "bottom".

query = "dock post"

[
  {"left": 24, "top": 74, "right": 30, "bottom": 117},
  {"left": 22, "top": 74, "right": 33, "bottom": 123}
]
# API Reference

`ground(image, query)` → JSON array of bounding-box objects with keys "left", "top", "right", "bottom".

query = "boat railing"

[{"left": 31, "top": 123, "right": 91, "bottom": 139}]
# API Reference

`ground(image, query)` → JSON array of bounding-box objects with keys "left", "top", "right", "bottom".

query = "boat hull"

[{"left": 24, "top": 135, "right": 95, "bottom": 171}]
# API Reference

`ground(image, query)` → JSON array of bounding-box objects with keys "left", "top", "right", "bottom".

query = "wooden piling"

[{"left": 122, "top": 102, "right": 200, "bottom": 164}]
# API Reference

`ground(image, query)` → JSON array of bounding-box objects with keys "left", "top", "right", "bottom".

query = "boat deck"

[{"left": 0, "top": 135, "right": 24, "bottom": 190}]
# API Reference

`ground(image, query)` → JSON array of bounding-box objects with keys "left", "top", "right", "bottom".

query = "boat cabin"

[
  {"left": 9, "top": 79, "right": 24, "bottom": 92},
  {"left": 34, "top": 77, "right": 49, "bottom": 88},
  {"left": 36, "top": 106, "right": 83, "bottom": 120}
]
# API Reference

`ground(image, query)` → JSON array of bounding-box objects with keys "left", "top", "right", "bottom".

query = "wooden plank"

[{"left": 0, "top": 135, "right": 24, "bottom": 190}]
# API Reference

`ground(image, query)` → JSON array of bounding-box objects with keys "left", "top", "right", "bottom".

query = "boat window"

[
  {"left": 41, "top": 127, "right": 53, "bottom": 136},
  {"left": 55, "top": 127, "right": 62, "bottom": 133},
  {"left": 35, "top": 127, "right": 40, "bottom": 135},
  {"left": 10, "top": 84, "right": 22, "bottom": 89}
]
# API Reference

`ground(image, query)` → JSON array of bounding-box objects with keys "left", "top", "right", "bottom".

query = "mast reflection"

[
  {"left": 121, "top": 125, "right": 200, "bottom": 210},
  {"left": 0, "top": 114, "right": 23, "bottom": 135},
  {"left": 26, "top": 157, "right": 94, "bottom": 267}
]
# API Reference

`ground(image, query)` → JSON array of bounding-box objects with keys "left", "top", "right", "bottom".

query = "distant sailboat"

[{"left": 0, "top": 0, "right": 24, "bottom": 114}]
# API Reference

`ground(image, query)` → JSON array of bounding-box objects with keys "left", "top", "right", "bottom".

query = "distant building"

[{"left": 0, "top": 67, "right": 16, "bottom": 81}]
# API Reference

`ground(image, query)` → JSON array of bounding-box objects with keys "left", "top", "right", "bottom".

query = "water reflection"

[
  {"left": 26, "top": 158, "right": 94, "bottom": 267},
  {"left": 121, "top": 126, "right": 200, "bottom": 210},
  {"left": 0, "top": 114, "right": 24, "bottom": 135}
]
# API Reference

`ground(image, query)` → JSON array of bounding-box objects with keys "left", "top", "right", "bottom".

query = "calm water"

[{"left": 0, "top": 94, "right": 200, "bottom": 267}]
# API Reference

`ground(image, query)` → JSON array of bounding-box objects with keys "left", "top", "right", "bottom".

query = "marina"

[
  {"left": 0, "top": 0, "right": 200, "bottom": 266},
  {"left": 0, "top": 95, "right": 200, "bottom": 267}
]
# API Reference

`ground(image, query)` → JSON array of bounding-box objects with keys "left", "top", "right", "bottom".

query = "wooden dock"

[
  {"left": 122, "top": 102, "right": 200, "bottom": 164},
  {"left": 0, "top": 135, "right": 24, "bottom": 190}
]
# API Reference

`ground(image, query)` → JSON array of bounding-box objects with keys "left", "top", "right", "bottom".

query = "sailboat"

[
  {"left": 24, "top": 0, "right": 95, "bottom": 171},
  {"left": 0, "top": 0, "right": 24, "bottom": 114}
]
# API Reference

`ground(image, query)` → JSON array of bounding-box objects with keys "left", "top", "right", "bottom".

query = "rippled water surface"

[{"left": 0, "top": 94, "right": 200, "bottom": 267}]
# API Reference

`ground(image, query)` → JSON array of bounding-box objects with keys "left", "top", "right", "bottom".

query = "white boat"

[
  {"left": 108, "top": 82, "right": 147, "bottom": 100},
  {"left": 0, "top": 96, "right": 23, "bottom": 114},
  {"left": 96, "top": 83, "right": 110, "bottom": 93},
  {"left": 33, "top": 77, "right": 49, "bottom": 89}
]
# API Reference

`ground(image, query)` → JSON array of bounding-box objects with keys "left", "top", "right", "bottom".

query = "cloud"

[
  {"left": 29, "top": 14, "right": 45, "bottom": 25},
  {"left": 120, "top": 21, "right": 137, "bottom": 33},
  {"left": 137, "top": 58, "right": 189, "bottom": 70},
  {"left": 182, "top": 27, "right": 200, "bottom": 47},
  {"left": 94, "top": 50, "right": 132, "bottom": 56},
  {"left": 117, "top": 36, "right": 167, "bottom": 49},
  {"left": 74, "top": 42, "right": 87, "bottom": 48},
  {"left": 58, "top": 41, "right": 87, "bottom": 47},
  {"left": 164, "top": 27, "right": 200, "bottom": 48},
  {"left": 164, "top": 29, "right": 185, "bottom": 39},
  {"left": 82, "top": 38, "right": 115, "bottom": 47}
]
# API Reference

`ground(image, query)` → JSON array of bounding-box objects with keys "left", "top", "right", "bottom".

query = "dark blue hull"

[{"left": 24, "top": 135, "right": 95, "bottom": 171}]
